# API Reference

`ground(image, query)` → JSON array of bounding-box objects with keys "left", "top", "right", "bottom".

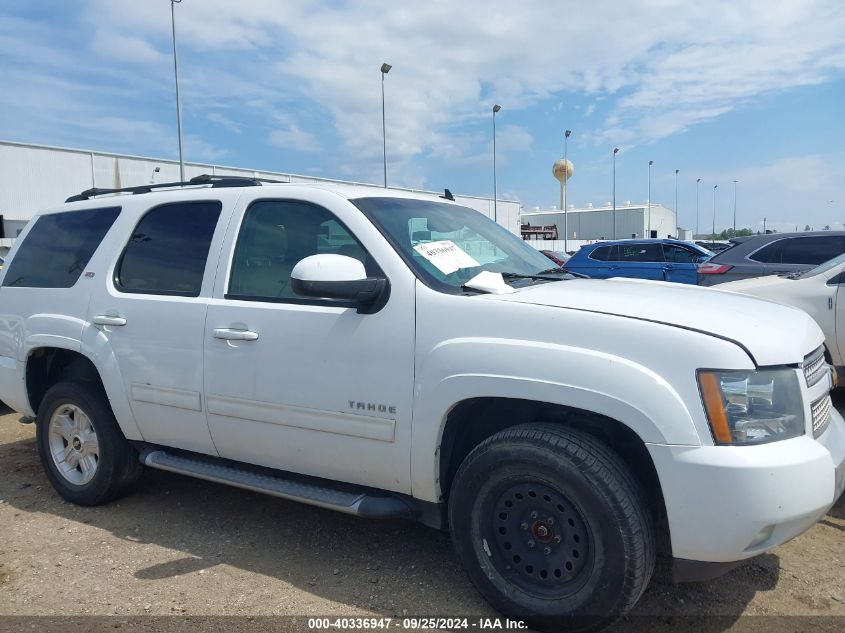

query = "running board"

[{"left": 140, "top": 449, "right": 413, "bottom": 519}]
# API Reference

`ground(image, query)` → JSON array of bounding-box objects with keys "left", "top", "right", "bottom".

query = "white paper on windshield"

[
  {"left": 463, "top": 271, "right": 516, "bottom": 294},
  {"left": 413, "top": 240, "right": 479, "bottom": 275}
]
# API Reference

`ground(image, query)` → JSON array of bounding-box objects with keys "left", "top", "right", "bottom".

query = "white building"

[
  {"left": 0, "top": 140, "right": 522, "bottom": 255},
  {"left": 521, "top": 202, "right": 678, "bottom": 244}
]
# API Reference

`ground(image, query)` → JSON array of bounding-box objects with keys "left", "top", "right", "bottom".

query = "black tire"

[
  {"left": 449, "top": 423, "right": 655, "bottom": 633},
  {"left": 36, "top": 381, "right": 142, "bottom": 506}
]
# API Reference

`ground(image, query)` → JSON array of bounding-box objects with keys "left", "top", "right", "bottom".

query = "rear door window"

[
  {"left": 589, "top": 246, "right": 613, "bottom": 261},
  {"left": 116, "top": 201, "right": 222, "bottom": 297},
  {"left": 617, "top": 243, "right": 663, "bottom": 262},
  {"left": 780, "top": 236, "right": 845, "bottom": 265},
  {"left": 2, "top": 206, "right": 120, "bottom": 288}
]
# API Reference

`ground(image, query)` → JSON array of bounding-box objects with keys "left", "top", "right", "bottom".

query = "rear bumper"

[{"left": 648, "top": 409, "right": 845, "bottom": 565}]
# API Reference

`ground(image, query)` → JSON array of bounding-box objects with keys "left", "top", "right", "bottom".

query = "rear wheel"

[
  {"left": 449, "top": 423, "right": 654, "bottom": 633},
  {"left": 36, "top": 381, "right": 142, "bottom": 505}
]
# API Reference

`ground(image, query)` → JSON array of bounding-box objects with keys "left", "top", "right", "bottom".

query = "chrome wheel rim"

[{"left": 48, "top": 404, "right": 99, "bottom": 485}]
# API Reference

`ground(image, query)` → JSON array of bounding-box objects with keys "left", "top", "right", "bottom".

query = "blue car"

[{"left": 565, "top": 239, "right": 713, "bottom": 284}]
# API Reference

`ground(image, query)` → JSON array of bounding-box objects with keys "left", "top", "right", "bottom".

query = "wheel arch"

[
  {"left": 435, "top": 397, "right": 670, "bottom": 553},
  {"left": 25, "top": 346, "right": 142, "bottom": 441}
]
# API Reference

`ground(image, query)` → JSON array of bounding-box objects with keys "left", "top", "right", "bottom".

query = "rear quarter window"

[
  {"left": 748, "top": 240, "right": 785, "bottom": 263},
  {"left": 589, "top": 246, "right": 613, "bottom": 261},
  {"left": 2, "top": 206, "right": 120, "bottom": 288}
]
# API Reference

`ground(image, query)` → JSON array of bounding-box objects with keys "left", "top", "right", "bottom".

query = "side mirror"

[{"left": 291, "top": 254, "right": 389, "bottom": 313}]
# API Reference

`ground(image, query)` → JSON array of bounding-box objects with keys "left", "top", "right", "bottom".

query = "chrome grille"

[
  {"left": 811, "top": 394, "right": 832, "bottom": 438},
  {"left": 803, "top": 347, "right": 828, "bottom": 388}
]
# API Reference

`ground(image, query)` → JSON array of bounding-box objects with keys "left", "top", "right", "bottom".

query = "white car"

[
  {"left": 718, "top": 253, "right": 845, "bottom": 382},
  {"left": 0, "top": 176, "right": 843, "bottom": 632}
]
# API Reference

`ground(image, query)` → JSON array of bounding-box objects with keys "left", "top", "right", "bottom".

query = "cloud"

[
  {"left": 92, "top": 32, "right": 168, "bottom": 65},
  {"left": 694, "top": 153, "right": 845, "bottom": 231},
  {"left": 3, "top": 0, "right": 845, "bottom": 190},
  {"left": 206, "top": 112, "right": 242, "bottom": 134},
  {"left": 496, "top": 125, "right": 533, "bottom": 153},
  {"left": 268, "top": 125, "right": 320, "bottom": 153}
]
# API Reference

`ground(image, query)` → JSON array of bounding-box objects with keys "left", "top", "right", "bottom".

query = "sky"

[{"left": 1, "top": 0, "right": 844, "bottom": 233}]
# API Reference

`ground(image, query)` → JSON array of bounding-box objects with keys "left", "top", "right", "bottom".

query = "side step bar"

[{"left": 140, "top": 449, "right": 413, "bottom": 519}]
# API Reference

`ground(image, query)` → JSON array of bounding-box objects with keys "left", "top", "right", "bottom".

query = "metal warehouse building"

[
  {"left": 0, "top": 140, "right": 522, "bottom": 256},
  {"left": 520, "top": 202, "right": 678, "bottom": 244}
]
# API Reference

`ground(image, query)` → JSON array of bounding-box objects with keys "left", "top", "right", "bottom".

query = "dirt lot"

[{"left": 0, "top": 398, "right": 843, "bottom": 631}]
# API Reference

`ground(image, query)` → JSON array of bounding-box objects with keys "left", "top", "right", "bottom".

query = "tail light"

[{"left": 698, "top": 263, "right": 733, "bottom": 274}]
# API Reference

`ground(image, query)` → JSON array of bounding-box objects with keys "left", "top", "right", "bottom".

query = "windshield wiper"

[
  {"left": 500, "top": 272, "right": 563, "bottom": 281},
  {"left": 535, "top": 267, "right": 589, "bottom": 279}
]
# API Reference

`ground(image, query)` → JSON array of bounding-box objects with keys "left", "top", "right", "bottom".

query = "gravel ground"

[{"left": 0, "top": 399, "right": 843, "bottom": 631}]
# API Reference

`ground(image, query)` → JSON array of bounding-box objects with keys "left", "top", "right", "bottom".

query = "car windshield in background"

[{"left": 353, "top": 197, "right": 564, "bottom": 291}]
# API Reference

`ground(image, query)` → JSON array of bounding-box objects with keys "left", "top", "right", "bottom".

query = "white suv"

[{"left": 0, "top": 176, "right": 842, "bottom": 631}]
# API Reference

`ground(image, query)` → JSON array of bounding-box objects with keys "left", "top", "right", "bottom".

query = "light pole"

[
  {"left": 696, "top": 178, "right": 701, "bottom": 237},
  {"left": 712, "top": 184, "right": 718, "bottom": 240},
  {"left": 170, "top": 0, "right": 185, "bottom": 181},
  {"left": 492, "top": 104, "right": 501, "bottom": 222},
  {"left": 380, "top": 62, "right": 392, "bottom": 188},
  {"left": 674, "top": 169, "right": 679, "bottom": 233},
  {"left": 647, "top": 160, "right": 653, "bottom": 238},
  {"left": 564, "top": 129, "right": 571, "bottom": 251},
  {"left": 612, "top": 148, "right": 619, "bottom": 239},
  {"left": 732, "top": 179, "right": 738, "bottom": 236}
]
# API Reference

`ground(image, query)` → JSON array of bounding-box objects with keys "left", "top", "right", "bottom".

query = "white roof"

[{"left": 521, "top": 203, "right": 672, "bottom": 217}]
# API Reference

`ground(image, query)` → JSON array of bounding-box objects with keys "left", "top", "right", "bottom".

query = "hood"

[
  {"left": 715, "top": 274, "right": 795, "bottom": 296},
  {"left": 486, "top": 277, "right": 822, "bottom": 366}
]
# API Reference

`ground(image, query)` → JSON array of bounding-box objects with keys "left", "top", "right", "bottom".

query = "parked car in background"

[
  {"left": 564, "top": 239, "right": 713, "bottom": 283},
  {"left": 718, "top": 252, "right": 845, "bottom": 384},
  {"left": 696, "top": 240, "right": 734, "bottom": 253},
  {"left": 539, "top": 249, "right": 570, "bottom": 266},
  {"left": 698, "top": 231, "right": 845, "bottom": 286}
]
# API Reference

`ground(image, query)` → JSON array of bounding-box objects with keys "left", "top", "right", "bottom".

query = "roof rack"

[{"left": 65, "top": 174, "right": 284, "bottom": 203}]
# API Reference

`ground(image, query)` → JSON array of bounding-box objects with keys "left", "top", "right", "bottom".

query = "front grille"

[
  {"left": 811, "top": 394, "right": 832, "bottom": 438},
  {"left": 803, "top": 347, "right": 828, "bottom": 388}
]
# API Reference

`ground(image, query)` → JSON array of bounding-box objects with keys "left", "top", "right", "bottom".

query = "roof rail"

[{"left": 65, "top": 174, "right": 284, "bottom": 203}]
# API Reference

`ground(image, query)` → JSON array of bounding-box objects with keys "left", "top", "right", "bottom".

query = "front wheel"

[{"left": 449, "top": 424, "right": 655, "bottom": 633}]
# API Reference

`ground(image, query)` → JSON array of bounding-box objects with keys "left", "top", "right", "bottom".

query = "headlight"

[{"left": 697, "top": 368, "right": 805, "bottom": 445}]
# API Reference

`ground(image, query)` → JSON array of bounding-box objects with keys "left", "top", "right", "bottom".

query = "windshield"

[
  {"left": 793, "top": 252, "right": 845, "bottom": 278},
  {"left": 353, "top": 197, "right": 558, "bottom": 292}
]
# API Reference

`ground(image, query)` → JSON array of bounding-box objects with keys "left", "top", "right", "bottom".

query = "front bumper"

[{"left": 648, "top": 408, "right": 845, "bottom": 568}]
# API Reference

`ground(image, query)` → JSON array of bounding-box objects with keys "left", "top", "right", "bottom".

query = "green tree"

[{"left": 718, "top": 228, "right": 754, "bottom": 239}]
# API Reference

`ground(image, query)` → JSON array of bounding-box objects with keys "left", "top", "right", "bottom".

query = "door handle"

[
  {"left": 213, "top": 328, "right": 259, "bottom": 341},
  {"left": 664, "top": 264, "right": 675, "bottom": 269},
  {"left": 93, "top": 315, "right": 127, "bottom": 326}
]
